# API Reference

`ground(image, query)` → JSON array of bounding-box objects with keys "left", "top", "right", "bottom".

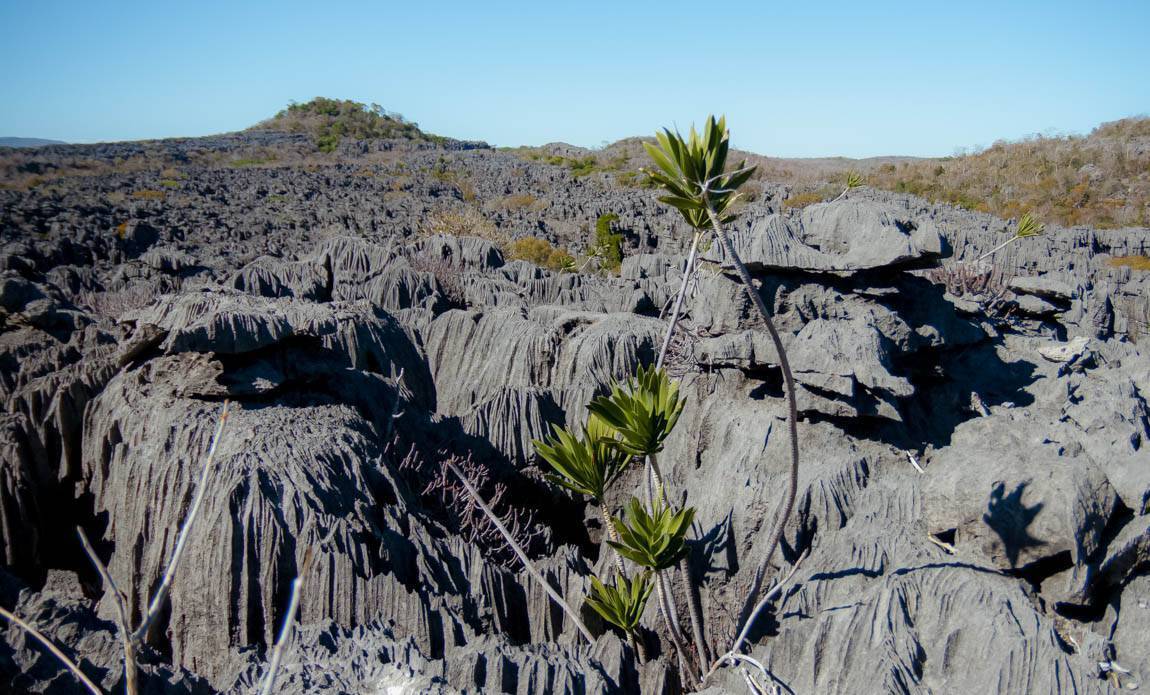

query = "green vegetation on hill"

[
  {"left": 577, "top": 118, "right": 1150, "bottom": 229},
  {"left": 859, "top": 117, "right": 1150, "bottom": 228},
  {"left": 251, "top": 97, "right": 442, "bottom": 152},
  {"left": 779, "top": 117, "right": 1150, "bottom": 228}
]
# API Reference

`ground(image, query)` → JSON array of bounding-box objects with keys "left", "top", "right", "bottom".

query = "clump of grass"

[
  {"left": 496, "top": 193, "right": 539, "bottom": 211},
  {"left": 506, "top": 236, "right": 574, "bottom": 271},
  {"left": 421, "top": 207, "right": 507, "bottom": 245},
  {"left": 132, "top": 189, "right": 165, "bottom": 200},
  {"left": 230, "top": 156, "right": 277, "bottom": 168},
  {"left": 782, "top": 190, "right": 825, "bottom": 208},
  {"left": 615, "top": 170, "right": 658, "bottom": 188},
  {"left": 1109, "top": 255, "right": 1150, "bottom": 270}
]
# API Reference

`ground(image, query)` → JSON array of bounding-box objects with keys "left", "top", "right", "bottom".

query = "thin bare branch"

[
  {"left": 78, "top": 528, "right": 138, "bottom": 695},
  {"left": 656, "top": 231, "right": 703, "bottom": 371},
  {"left": 703, "top": 164, "right": 756, "bottom": 188},
  {"left": 382, "top": 367, "right": 405, "bottom": 442},
  {"left": 446, "top": 461, "right": 595, "bottom": 644},
  {"left": 134, "top": 400, "right": 230, "bottom": 644},
  {"left": 707, "top": 550, "right": 808, "bottom": 681},
  {"left": 904, "top": 450, "right": 925, "bottom": 474},
  {"left": 258, "top": 546, "right": 315, "bottom": 695},
  {"left": 0, "top": 606, "right": 104, "bottom": 695},
  {"left": 927, "top": 534, "right": 957, "bottom": 554}
]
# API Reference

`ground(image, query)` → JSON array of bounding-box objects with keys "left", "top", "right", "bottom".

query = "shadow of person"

[{"left": 983, "top": 481, "right": 1046, "bottom": 568}]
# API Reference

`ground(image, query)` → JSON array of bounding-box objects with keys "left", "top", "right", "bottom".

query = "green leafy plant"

[
  {"left": 579, "top": 213, "right": 624, "bottom": 273},
  {"left": 587, "top": 572, "right": 653, "bottom": 636},
  {"left": 595, "top": 214, "right": 624, "bottom": 271},
  {"left": 834, "top": 170, "right": 864, "bottom": 201},
  {"left": 588, "top": 364, "right": 684, "bottom": 458},
  {"left": 645, "top": 116, "right": 804, "bottom": 686},
  {"left": 533, "top": 417, "right": 628, "bottom": 502},
  {"left": 642, "top": 116, "right": 756, "bottom": 231},
  {"left": 609, "top": 497, "right": 695, "bottom": 570}
]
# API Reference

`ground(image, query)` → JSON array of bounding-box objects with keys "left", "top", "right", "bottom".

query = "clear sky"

[{"left": 2, "top": 0, "right": 1147, "bottom": 158}]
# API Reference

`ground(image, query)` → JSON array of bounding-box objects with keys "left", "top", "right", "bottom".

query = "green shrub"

[
  {"left": 316, "top": 134, "right": 339, "bottom": 153},
  {"left": 593, "top": 214, "right": 623, "bottom": 272}
]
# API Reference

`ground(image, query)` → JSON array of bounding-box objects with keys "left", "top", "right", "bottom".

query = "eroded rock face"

[
  {"left": 701, "top": 199, "right": 944, "bottom": 273},
  {"left": 2, "top": 134, "right": 1149, "bottom": 694}
]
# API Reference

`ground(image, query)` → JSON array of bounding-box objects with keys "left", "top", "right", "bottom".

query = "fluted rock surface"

[{"left": 1, "top": 131, "right": 1148, "bottom": 694}]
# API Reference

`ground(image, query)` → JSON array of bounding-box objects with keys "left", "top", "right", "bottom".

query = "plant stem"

[
  {"left": 656, "top": 230, "right": 703, "bottom": 370},
  {"left": 259, "top": 547, "right": 314, "bottom": 695},
  {"left": 654, "top": 569, "right": 693, "bottom": 681},
  {"left": 704, "top": 550, "right": 807, "bottom": 682},
  {"left": 652, "top": 232, "right": 713, "bottom": 676},
  {"left": 600, "top": 502, "right": 627, "bottom": 578},
  {"left": 647, "top": 455, "right": 688, "bottom": 640},
  {"left": 77, "top": 528, "right": 136, "bottom": 695},
  {"left": 974, "top": 235, "right": 1019, "bottom": 263},
  {"left": 680, "top": 554, "right": 711, "bottom": 669},
  {"left": 628, "top": 631, "right": 648, "bottom": 663},
  {"left": 703, "top": 203, "right": 801, "bottom": 641}
]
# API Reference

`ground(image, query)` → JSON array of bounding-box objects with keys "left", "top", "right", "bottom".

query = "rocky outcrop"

[
  {"left": 701, "top": 199, "right": 944, "bottom": 272},
  {"left": 2, "top": 132, "right": 1149, "bottom": 694}
]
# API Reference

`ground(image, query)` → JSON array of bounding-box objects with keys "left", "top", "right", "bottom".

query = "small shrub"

[
  {"left": 615, "top": 170, "right": 657, "bottom": 188},
  {"left": 430, "top": 157, "right": 457, "bottom": 183},
  {"left": 316, "top": 134, "right": 339, "bottom": 153},
  {"left": 593, "top": 214, "right": 623, "bottom": 272},
  {"left": 159, "top": 179, "right": 180, "bottom": 188},
  {"left": 568, "top": 156, "right": 598, "bottom": 177}
]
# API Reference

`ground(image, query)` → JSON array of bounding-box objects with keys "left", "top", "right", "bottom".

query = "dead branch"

[
  {"left": 0, "top": 606, "right": 104, "bottom": 695},
  {"left": 258, "top": 543, "right": 319, "bottom": 695}
]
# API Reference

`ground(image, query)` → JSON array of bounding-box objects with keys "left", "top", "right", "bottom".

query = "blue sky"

[{"left": 1, "top": 0, "right": 1147, "bottom": 157}]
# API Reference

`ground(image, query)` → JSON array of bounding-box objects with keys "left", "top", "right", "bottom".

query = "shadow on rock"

[{"left": 983, "top": 481, "right": 1047, "bottom": 568}]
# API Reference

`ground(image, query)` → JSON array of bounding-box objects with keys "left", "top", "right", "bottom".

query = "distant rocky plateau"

[
  {"left": 0, "top": 138, "right": 67, "bottom": 149},
  {"left": 0, "top": 129, "right": 1148, "bottom": 694}
]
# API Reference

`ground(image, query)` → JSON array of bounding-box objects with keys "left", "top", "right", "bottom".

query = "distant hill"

[
  {"left": 0, "top": 137, "right": 66, "bottom": 148},
  {"left": 533, "top": 117, "right": 1149, "bottom": 229},
  {"left": 772, "top": 117, "right": 1150, "bottom": 228},
  {"left": 249, "top": 97, "right": 445, "bottom": 152}
]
